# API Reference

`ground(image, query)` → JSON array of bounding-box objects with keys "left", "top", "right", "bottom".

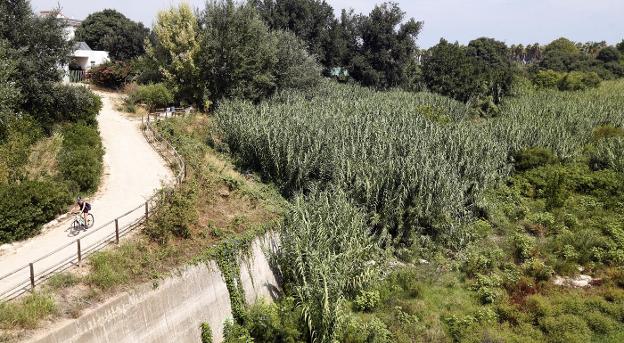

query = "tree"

[
  {"left": 617, "top": 40, "right": 624, "bottom": 54},
  {"left": 349, "top": 3, "right": 423, "bottom": 89},
  {"left": 75, "top": 9, "right": 149, "bottom": 61},
  {"left": 597, "top": 47, "right": 621, "bottom": 63},
  {"left": 198, "top": 0, "right": 278, "bottom": 102},
  {"left": 539, "top": 37, "right": 589, "bottom": 72},
  {"left": 0, "top": 1, "right": 71, "bottom": 127},
  {"left": 272, "top": 30, "right": 322, "bottom": 90},
  {"left": 253, "top": 0, "right": 339, "bottom": 68},
  {"left": 467, "top": 37, "right": 515, "bottom": 104},
  {"left": 147, "top": 3, "right": 201, "bottom": 104},
  {"left": 422, "top": 39, "right": 480, "bottom": 103}
]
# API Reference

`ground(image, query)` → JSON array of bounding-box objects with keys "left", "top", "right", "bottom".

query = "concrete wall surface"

[{"left": 25, "top": 235, "right": 279, "bottom": 343}]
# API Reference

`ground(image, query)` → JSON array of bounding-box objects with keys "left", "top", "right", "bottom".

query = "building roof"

[{"left": 73, "top": 42, "right": 92, "bottom": 51}]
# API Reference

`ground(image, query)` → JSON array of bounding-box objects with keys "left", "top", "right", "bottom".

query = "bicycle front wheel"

[{"left": 86, "top": 214, "right": 95, "bottom": 228}]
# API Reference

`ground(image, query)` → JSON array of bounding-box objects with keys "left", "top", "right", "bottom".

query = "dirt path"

[{"left": 0, "top": 91, "right": 174, "bottom": 299}]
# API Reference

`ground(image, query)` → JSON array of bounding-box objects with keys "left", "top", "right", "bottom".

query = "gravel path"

[{"left": 0, "top": 91, "right": 174, "bottom": 299}]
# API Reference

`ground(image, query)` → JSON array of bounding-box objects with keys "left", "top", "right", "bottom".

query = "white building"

[{"left": 39, "top": 11, "right": 110, "bottom": 82}]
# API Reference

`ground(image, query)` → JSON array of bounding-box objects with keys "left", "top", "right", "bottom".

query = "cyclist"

[{"left": 73, "top": 197, "right": 92, "bottom": 228}]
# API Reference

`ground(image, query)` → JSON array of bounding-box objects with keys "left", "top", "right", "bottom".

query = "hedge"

[
  {"left": 0, "top": 180, "right": 71, "bottom": 243},
  {"left": 58, "top": 124, "right": 104, "bottom": 193}
]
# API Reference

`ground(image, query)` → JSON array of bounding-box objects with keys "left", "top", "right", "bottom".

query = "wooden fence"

[{"left": 0, "top": 109, "right": 189, "bottom": 301}]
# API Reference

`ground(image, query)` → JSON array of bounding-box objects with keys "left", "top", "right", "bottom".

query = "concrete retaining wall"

[{"left": 26, "top": 235, "right": 279, "bottom": 343}]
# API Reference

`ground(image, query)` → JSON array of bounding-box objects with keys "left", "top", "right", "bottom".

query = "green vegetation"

[
  {"left": 0, "top": 1, "right": 104, "bottom": 244},
  {"left": 75, "top": 9, "right": 149, "bottom": 61},
  {"left": 214, "top": 79, "right": 624, "bottom": 342},
  {"left": 88, "top": 61, "right": 132, "bottom": 89},
  {"left": 125, "top": 83, "right": 174, "bottom": 112},
  {"left": 0, "top": 293, "right": 56, "bottom": 330}
]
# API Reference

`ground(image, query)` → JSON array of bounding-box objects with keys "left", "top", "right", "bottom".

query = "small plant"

[
  {"left": 127, "top": 83, "right": 174, "bottom": 112},
  {"left": 353, "top": 290, "right": 381, "bottom": 312},
  {"left": 513, "top": 147, "right": 557, "bottom": 171},
  {"left": 47, "top": 272, "right": 80, "bottom": 290},
  {"left": 88, "top": 61, "right": 131, "bottom": 89},
  {"left": 201, "top": 323, "right": 213, "bottom": 343}
]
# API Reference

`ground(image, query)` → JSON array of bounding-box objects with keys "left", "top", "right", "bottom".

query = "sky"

[{"left": 30, "top": 0, "right": 624, "bottom": 48}]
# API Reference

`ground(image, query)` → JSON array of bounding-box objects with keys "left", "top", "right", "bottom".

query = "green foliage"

[
  {"left": 145, "top": 182, "right": 198, "bottom": 244},
  {"left": 128, "top": 83, "right": 174, "bottom": 111},
  {"left": 58, "top": 124, "right": 104, "bottom": 193},
  {"left": 0, "top": 180, "right": 71, "bottom": 243},
  {"left": 341, "top": 315, "right": 392, "bottom": 343},
  {"left": 75, "top": 9, "right": 149, "bottom": 61},
  {"left": 539, "top": 38, "right": 588, "bottom": 72},
  {"left": 41, "top": 85, "right": 102, "bottom": 127},
  {"left": 423, "top": 37, "right": 515, "bottom": 110},
  {"left": 353, "top": 290, "right": 381, "bottom": 312},
  {"left": 88, "top": 61, "right": 132, "bottom": 89},
  {"left": 272, "top": 30, "right": 322, "bottom": 91},
  {"left": 46, "top": 272, "right": 81, "bottom": 290},
  {"left": 539, "top": 314, "right": 591, "bottom": 343},
  {"left": 597, "top": 47, "right": 621, "bottom": 63},
  {"left": 558, "top": 71, "right": 601, "bottom": 91},
  {"left": 533, "top": 69, "right": 565, "bottom": 89},
  {"left": 589, "top": 137, "right": 624, "bottom": 173},
  {"left": 275, "top": 190, "right": 384, "bottom": 343},
  {"left": 223, "top": 320, "right": 255, "bottom": 343},
  {"left": 253, "top": 0, "right": 340, "bottom": 69},
  {"left": 146, "top": 3, "right": 201, "bottom": 104},
  {"left": 513, "top": 147, "right": 557, "bottom": 171},
  {"left": 244, "top": 298, "right": 303, "bottom": 342},
  {"left": 201, "top": 323, "right": 213, "bottom": 343},
  {"left": 0, "top": 293, "right": 56, "bottom": 330},
  {"left": 0, "top": 2, "right": 71, "bottom": 120},
  {"left": 348, "top": 3, "right": 423, "bottom": 89},
  {"left": 197, "top": 0, "right": 278, "bottom": 102}
]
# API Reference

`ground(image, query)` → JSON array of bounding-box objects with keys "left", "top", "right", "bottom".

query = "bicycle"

[{"left": 71, "top": 212, "right": 94, "bottom": 233}]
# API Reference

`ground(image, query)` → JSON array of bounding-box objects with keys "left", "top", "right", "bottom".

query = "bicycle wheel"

[
  {"left": 71, "top": 219, "right": 81, "bottom": 233},
  {"left": 86, "top": 214, "right": 95, "bottom": 228}
]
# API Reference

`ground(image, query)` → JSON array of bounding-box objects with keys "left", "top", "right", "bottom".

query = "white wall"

[{"left": 73, "top": 50, "right": 110, "bottom": 70}]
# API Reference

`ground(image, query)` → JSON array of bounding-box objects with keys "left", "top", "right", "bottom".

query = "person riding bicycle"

[{"left": 73, "top": 197, "right": 91, "bottom": 227}]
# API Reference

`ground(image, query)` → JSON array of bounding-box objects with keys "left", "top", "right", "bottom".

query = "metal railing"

[{"left": 0, "top": 109, "right": 189, "bottom": 301}]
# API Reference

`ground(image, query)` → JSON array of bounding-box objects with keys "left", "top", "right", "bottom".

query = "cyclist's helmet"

[{"left": 77, "top": 196, "right": 83, "bottom": 204}]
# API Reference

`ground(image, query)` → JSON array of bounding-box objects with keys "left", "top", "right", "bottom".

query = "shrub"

[
  {"left": 201, "top": 323, "right": 213, "bottom": 343},
  {"left": 589, "top": 137, "right": 624, "bottom": 173},
  {"left": 584, "top": 311, "right": 618, "bottom": 335},
  {"left": 558, "top": 71, "right": 601, "bottom": 91},
  {"left": 128, "top": 83, "right": 174, "bottom": 112},
  {"left": 341, "top": 316, "right": 392, "bottom": 343},
  {"left": 472, "top": 274, "right": 503, "bottom": 304},
  {"left": 48, "top": 85, "right": 102, "bottom": 126},
  {"left": 513, "top": 147, "right": 557, "bottom": 171},
  {"left": 144, "top": 182, "right": 198, "bottom": 244},
  {"left": 353, "top": 290, "right": 381, "bottom": 312},
  {"left": 58, "top": 124, "right": 104, "bottom": 193},
  {"left": 522, "top": 259, "right": 554, "bottom": 282},
  {"left": 222, "top": 320, "right": 254, "bottom": 343},
  {"left": 539, "top": 314, "right": 591, "bottom": 343},
  {"left": 533, "top": 70, "right": 565, "bottom": 89},
  {"left": 88, "top": 61, "right": 131, "bottom": 89},
  {"left": 511, "top": 233, "right": 536, "bottom": 262},
  {"left": 46, "top": 272, "right": 80, "bottom": 290},
  {"left": 0, "top": 180, "right": 71, "bottom": 243}
]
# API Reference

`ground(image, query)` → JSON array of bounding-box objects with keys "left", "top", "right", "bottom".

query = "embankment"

[{"left": 26, "top": 235, "right": 279, "bottom": 343}]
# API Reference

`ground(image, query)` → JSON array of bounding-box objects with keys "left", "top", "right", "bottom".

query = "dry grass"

[{"left": 25, "top": 133, "right": 62, "bottom": 181}]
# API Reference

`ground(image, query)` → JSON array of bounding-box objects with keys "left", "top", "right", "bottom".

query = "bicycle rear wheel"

[{"left": 86, "top": 214, "right": 95, "bottom": 228}]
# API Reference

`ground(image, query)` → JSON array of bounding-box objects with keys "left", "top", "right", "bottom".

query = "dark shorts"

[{"left": 82, "top": 208, "right": 89, "bottom": 214}]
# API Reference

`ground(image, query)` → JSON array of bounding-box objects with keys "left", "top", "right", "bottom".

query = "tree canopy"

[{"left": 75, "top": 9, "right": 149, "bottom": 61}]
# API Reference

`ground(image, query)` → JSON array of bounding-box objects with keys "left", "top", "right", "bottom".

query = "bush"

[
  {"left": 201, "top": 323, "right": 213, "bottom": 343},
  {"left": 88, "top": 61, "right": 131, "bottom": 89},
  {"left": 128, "top": 83, "right": 174, "bottom": 111},
  {"left": 144, "top": 183, "right": 198, "bottom": 244},
  {"left": 341, "top": 316, "right": 392, "bottom": 343},
  {"left": 533, "top": 70, "right": 565, "bottom": 89},
  {"left": 47, "top": 85, "right": 102, "bottom": 126},
  {"left": 353, "top": 290, "right": 381, "bottom": 312},
  {"left": 513, "top": 147, "right": 557, "bottom": 171},
  {"left": 58, "top": 124, "right": 104, "bottom": 193},
  {"left": 540, "top": 314, "right": 591, "bottom": 343},
  {"left": 558, "top": 71, "right": 601, "bottom": 91},
  {"left": 222, "top": 320, "right": 255, "bottom": 343},
  {"left": 0, "top": 180, "right": 71, "bottom": 243}
]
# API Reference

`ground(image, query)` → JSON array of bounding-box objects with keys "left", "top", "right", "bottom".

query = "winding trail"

[{"left": 0, "top": 91, "right": 174, "bottom": 298}]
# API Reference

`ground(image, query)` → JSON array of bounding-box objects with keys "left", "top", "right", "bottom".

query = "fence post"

[
  {"left": 77, "top": 239, "right": 82, "bottom": 266},
  {"left": 115, "top": 219, "right": 120, "bottom": 244},
  {"left": 29, "top": 263, "right": 35, "bottom": 289},
  {"left": 145, "top": 202, "right": 149, "bottom": 222}
]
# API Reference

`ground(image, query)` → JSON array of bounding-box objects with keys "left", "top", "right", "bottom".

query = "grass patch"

[
  {"left": 0, "top": 293, "right": 56, "bottom": 330},
  {"left": 46, "top": 272, "right": 81, "bottom": 291}
]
